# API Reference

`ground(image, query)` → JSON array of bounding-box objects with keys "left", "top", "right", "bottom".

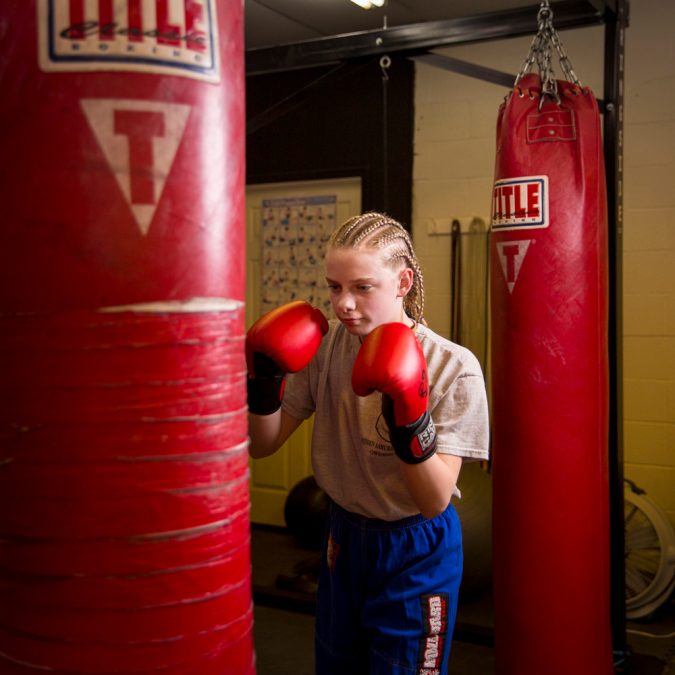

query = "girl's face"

[{"left": 325, "top": 247, "right": 412, "bottom": 336}]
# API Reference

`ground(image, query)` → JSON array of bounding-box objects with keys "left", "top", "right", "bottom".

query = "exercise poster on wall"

[{"left": 260, "top": 195, "right": 336, "bottom": 316}]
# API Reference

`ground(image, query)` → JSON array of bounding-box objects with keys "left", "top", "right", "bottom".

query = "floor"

[{"left": 251, "top": 526, "right": 675, "bottom": 675}]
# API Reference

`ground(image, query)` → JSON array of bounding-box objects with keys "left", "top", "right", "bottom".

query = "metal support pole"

[{"left": 603, "top": 0, "right": 629, "bottom": 668}]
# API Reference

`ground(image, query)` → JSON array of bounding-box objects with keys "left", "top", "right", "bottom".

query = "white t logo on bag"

[{"left": 496, "top": 240, "right": 532, "bottom": 294}]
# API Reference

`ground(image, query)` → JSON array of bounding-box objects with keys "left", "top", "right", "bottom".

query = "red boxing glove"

[
  {"left": 246, "top": 301, "right": 328, "bottom": 415},
  {"left": 352, "top": 323, "right": 437, "bottom": 464}
]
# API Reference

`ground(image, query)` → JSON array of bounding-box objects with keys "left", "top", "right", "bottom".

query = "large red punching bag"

[
  {"left": 0, "top": 2, "right": 253, "bottom": 673},
  {"left": 490, "top": 6, "right": 612, "bottom": 675}
]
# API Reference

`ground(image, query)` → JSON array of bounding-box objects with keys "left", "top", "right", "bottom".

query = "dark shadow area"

[{"left": 252, "top": 525, "right": 675, "bottom": 674}]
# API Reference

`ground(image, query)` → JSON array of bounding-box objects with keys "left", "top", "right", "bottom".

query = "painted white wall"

[{"left": 412, "top": 1, "right": 675, "bottom": 525}]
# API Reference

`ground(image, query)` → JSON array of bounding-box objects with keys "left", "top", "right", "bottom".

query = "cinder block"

[
  {"left": 623, "top": 337, "right": 675, "bottom": 379},
  {"left": 424, "top": 293, "right": 453, "bottom": 339},
  {"left": 467, "top": 98, "right": 502, "bottom": 140},
  {"left": 624, "top": 379, "right": 668, "bottom": 422},
  {"left": 466, "top": 177, "right": 494, "bottom": 215},
  {"left": 624, "top": 165, "right": 675, "bottom": 209},
  {"left": 668, "top": 381, "right": 675, "bottom": 424},
  {"left": 624, "top": 121, "right": 675, "bottom": 168},
  {"left": 623, "top": 208, "right": 675, "bottom": 252},
  {"left": 414, "top": 138, "right": 495, "bottom": 181},
  {"left": 665, "top": 295, "right": 675, "bottom": 336},
  {"left": 623, "top": 294, "right": 668, "bottom": 335},
  {"left": 422, "top": 265, "right": 452, "bottom": 295},
  {"left": 624, "top": 464, "right": 675, "bottom": 512},
  {"left": 415, "top": 101, "right": 470, "bottom": 142},
  {"left": 625, "top": 78, "right": 675, "bottom": 125},
  {"left": 624, "top": 421, "right": 675, "bottom": 466},
  {"left": 623, "top": 250, "right": 675, "bottom": 294},
  {"left": 624, "top": 0, "right": 675, "bottom": 85},
  {"left": 414, "top": 57, "right": 503, "bottom": 104},
  {"left": 413, "top": 179, "right": 469, "bottom": 214}
]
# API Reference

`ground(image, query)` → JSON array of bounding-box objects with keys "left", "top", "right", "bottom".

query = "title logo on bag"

[
  {"left": 38, "top": 0, "right": 220, "bottom": 82},
  {"left": 491, "top": 175, "right": 549, "bottom": 231}
]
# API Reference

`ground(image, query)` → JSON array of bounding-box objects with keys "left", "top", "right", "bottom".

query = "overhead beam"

[
  {"left": 246, "top": 0, "right": 615, "bottom": 76},
  {"left": 410, "top": 53, "right": 516, "bottom": 89},
  {"left": 588, "top": 0, "right": 616, "bottom": 13},
  {"left": 411, "top": 52, "right": 607, "bottom": 107}
]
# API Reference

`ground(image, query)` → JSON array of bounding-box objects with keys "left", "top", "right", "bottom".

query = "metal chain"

[
  {"left": 537, "top": 6, "right": 559, "bottom": 104},
  {"left": 514, "top": 0, "right": 582, "bottom": 106},
  {"left": 550, "top": 28, "right": 581, "bottom": 85}
]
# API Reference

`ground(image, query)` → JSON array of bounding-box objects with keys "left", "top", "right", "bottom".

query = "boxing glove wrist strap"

[
  {"left": 247, "top": 375, "right": 285, "bottom": 415},
  {"left": 247, "top": 352, "right": 286, "bottom": 416},
  {"left": 383, "top": 397, "right": 437, "bottom": 464}
]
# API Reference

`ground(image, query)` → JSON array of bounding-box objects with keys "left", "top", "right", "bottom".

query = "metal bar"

[
  {"left": 410, "top": 53, "right": 515, "bottom": 89},
  {"left": 410, "top": 52, "right": 609, "bottom": 108},
  {"left": 246, "top": 1, "right": 610, "bottom": 76},
  {"left": 603, "top": 0, "right": 629, "bottom": 668},
  {"left": 450, "top": 220, "right": 461, "bottom": 343},
  {"left": 587, "top": 0, "right": 617, "bottom": 13}
]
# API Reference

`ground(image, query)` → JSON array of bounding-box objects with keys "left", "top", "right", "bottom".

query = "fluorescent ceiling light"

[{"left": 350, "top": 0, "right": 385, "bottom": 8}]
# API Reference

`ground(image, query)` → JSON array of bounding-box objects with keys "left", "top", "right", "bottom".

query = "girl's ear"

[{"left": 397, "top": 268, "right": 413, "bottom": 297}]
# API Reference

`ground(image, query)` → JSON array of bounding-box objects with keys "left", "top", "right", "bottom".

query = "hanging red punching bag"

[
  {"left": 0, "top": 2, "right": 253, "bottom": 673},
  {"left": 490, "top": 6, "right": 612, "bottom": 675}
]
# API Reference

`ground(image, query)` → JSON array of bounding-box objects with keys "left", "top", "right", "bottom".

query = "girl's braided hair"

[{"left": 327, "top": 212, "right": 426, "bottom": 326}]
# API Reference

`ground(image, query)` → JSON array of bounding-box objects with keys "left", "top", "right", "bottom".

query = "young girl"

[{"left": 247, "top": 212, "right": 489, "bottom": 674}]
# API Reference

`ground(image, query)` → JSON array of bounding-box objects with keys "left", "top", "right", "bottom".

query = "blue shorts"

[{"left": 315, "top": 501, "right": 463, "bottom": 674}]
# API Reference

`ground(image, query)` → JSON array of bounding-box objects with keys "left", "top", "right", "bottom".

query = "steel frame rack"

[{"left": 246, "top": 0, "right": 629, "bottom": 663}]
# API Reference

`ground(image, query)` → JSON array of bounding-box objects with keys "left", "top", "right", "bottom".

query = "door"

[{"left": 246, "top": 177, "right": 361, "bottom": 525}]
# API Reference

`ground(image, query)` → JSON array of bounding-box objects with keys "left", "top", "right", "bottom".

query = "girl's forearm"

[{"left": 400, "top": 453, "right": 463, "bottom": 519}]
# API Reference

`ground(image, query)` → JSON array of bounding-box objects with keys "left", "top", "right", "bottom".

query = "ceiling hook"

[{"left": 380, "top": 54, "right": 391, "bottom": 80}]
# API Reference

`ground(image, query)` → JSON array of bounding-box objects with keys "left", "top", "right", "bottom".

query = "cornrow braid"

[{"left": 328, "top": 212, "right": 427, "bottom": 326}]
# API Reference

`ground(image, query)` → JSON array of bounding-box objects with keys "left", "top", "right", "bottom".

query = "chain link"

[
  {"left": 514, "top": 0, "right": 582, "bottom": 107},
  {"left": 550, "top": 28, "right": 580, "bottom": 85}
]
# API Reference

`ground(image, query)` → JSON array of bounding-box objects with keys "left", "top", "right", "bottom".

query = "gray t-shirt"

[{"left": 282, "top": 320, "right": 489, "bottom": 521}]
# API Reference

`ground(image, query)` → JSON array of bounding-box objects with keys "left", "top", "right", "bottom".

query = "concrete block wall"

[
  {"left": 412, "top": 2, "right": 674, "bottom": 526},
  {"left": 621, "top": 0, "right": 675, "bottom": 526}
]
